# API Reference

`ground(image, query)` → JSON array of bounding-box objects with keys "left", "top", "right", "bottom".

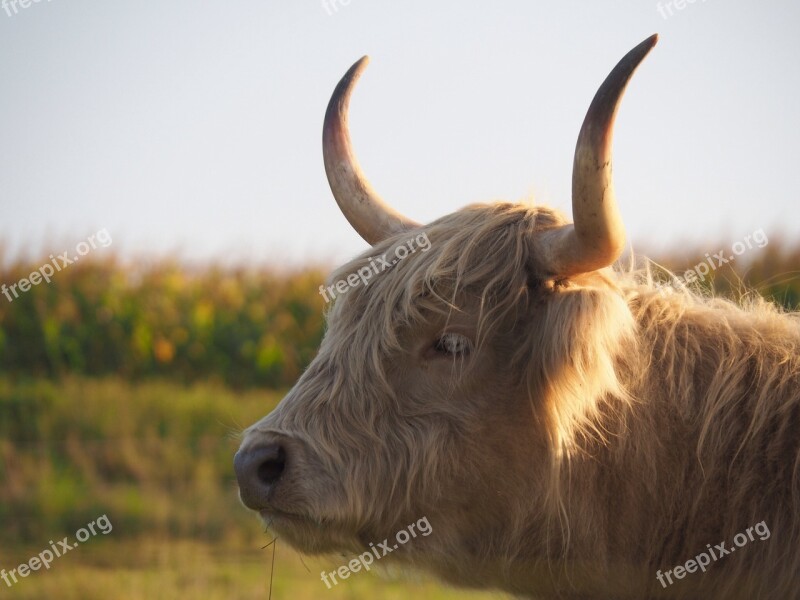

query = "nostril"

[
  {"left": 234, "top": 442, "right": 290, "bottom": 507},
  {"left": 256, "top": 444, "right": 286, "bottom": 485}
]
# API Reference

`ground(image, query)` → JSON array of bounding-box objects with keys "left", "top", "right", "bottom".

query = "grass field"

[
  {"left": 0, "top": 377, "right": 504, "bottom": 599},
  {"left": 0, "top": 539, "right": 504, "bottom": 599}
]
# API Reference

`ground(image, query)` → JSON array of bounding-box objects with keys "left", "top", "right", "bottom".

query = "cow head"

[{"left": 235, "top": 35, "right": 657, "bottom": 584}]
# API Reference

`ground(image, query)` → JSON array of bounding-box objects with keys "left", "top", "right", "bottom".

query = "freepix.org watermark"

[
  {"left": 321, "top": 0, "right": 354, "bottom": 15},
  {"left": 319, "top": 231, "right": 431, "bottom": 303},
  {"left": 320, "top": 516, "right": 433, "bottom": 589},
  {"left": 2, "top": 0, "right": 55, "bottom": 18},
  {"left": 657, "top": 228, "right": 768, "bottom": 296},
  {"left": 1, "top": 228, "right": 112, "bottom": 303},
  {"left": 656, "top": 0, "right": 710, "bottom": 20},
  {"left": 1, "top": 514, "right": 113, "bottom": 589},
  {"left": 656, "top": 520, "right": 770, "bottom": 588}
]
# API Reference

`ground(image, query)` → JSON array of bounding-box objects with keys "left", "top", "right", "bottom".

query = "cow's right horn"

[{"left": 323, "top": 56, "right": 420, "bottom": 246}]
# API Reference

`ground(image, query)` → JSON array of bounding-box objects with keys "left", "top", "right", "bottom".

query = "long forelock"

[{"left": 324, "top": 202, "right": 567, "bottom": 392}]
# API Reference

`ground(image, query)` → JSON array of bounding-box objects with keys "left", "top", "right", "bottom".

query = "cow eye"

[{"left": 433, "top": 332, "right": 472, "bottom": 357}]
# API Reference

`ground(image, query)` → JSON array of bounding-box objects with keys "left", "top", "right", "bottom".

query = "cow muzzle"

[{"left": 234, "top": 439, "right": 289, "bottom": 510}]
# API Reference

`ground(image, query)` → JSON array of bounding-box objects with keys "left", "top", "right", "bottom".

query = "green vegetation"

[
  {"left": 649, "top": 236, "right": 800, "bottom": 309},
  {"left": 0, "top": 244, "right": 797, "bottom": 389},
  {"left": 0, "top": 257, "right": 327, "bottom": 388}
]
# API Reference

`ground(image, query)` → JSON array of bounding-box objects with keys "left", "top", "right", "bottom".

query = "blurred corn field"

[
  {"left": 0, "top": 242, "right": 797, "bottom": 390},
  {"left": 0, "top": 256, "right": 327, "bottom": 388}
]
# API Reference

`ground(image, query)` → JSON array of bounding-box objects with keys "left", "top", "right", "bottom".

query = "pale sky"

[{"left": 1, "top": 0, "right": 798, "bottom": 268}]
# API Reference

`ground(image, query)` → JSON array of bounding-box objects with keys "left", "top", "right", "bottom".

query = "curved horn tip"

[
  {"left": 330, "top": 56, "right": 371, "bottom": 105},
  {"left": 582, "top": 34, "right": 659, "bottom": 142},
  {"left": 350, "top": 55, "right": 370, "bottom": 75},
  {"left": 642, "top": 33, "right": 659, "bottom": 50}
]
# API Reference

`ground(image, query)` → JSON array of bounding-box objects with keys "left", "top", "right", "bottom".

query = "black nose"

[{"left": 234, "top": 443, "right": 287, "bottom": 509}]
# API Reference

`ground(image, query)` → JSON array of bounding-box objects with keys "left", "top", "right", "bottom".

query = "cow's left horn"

[
  {"left": 538, "top": 34, "right": 658, "bottom": 277},
  {"left": 323, "top": 56, "right": 420, "bottom": 245}
]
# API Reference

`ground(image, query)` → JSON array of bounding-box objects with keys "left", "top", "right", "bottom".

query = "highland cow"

[{"left": 234, "top": 34, "right": 800, "bottom": 599}]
